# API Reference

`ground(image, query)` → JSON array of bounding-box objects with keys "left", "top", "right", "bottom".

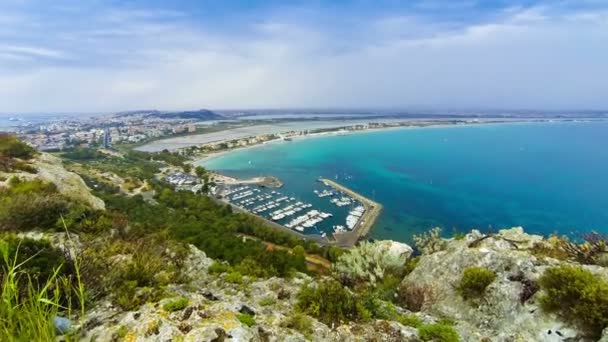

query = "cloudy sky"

[{"left": 1, "top": 0, "right": 607, "bottom": 113}]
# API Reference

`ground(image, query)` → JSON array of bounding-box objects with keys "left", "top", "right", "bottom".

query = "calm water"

[{"left": 202, "top": 121, "right": 608, "bottom": 243}]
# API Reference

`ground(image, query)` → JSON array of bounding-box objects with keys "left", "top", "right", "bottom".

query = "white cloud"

[{"left": 0, "top": 3, "right": 607, "bottom": 112}]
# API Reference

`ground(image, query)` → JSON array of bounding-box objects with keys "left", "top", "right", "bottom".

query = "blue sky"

[{"left": 1, "top": 0, "right": 607, "bottom": 113}]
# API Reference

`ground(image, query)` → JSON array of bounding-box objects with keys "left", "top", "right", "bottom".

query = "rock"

[
  {"left": 497, "top": 227, "right": 544, "bottom": 250},
  {"left": 53, "top": 316, "right": 72, "bottom": 335},
  {"left": 239, "top": 305, "right": 256, "bottom": 316},
  {"left": 375, "top": 240, "right": 414, "bottom": 264},
  {"left": 401, "top": 228, "right": 588, "bottom": 341},
  {"left": 600, "top": 327, "right": 608, "bottom": 342},
  {"left": 32, "top": 153, "right": 105, "bottom": 210}
]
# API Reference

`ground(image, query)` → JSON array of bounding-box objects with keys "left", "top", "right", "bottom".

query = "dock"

[{"left": 319, "top": 178, "right": 383, "bottom": 246}]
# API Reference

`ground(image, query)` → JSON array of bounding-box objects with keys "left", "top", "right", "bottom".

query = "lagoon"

[{"left": 202, "top": 121, "right": 608, "bottom": 242}]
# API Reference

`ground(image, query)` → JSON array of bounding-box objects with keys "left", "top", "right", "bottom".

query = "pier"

[{"left": 319, "top": 178, "right": 383, "bottom": 246}]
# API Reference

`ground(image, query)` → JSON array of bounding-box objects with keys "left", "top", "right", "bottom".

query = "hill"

[{"left": 115, "top": 109, "right": 224, "bottom": 120}]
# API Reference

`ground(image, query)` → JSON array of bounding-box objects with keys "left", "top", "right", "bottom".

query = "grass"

[
  {"left": 418, "top": 323, "right": 460, "bottom": 342},
  {"left": 237, "top": 313, "right": 256, "bottom": 327},
  {"left": 259, "top": 296, "right": 276, "bottom": 306},
  {"left": 163, "top": 297, "right": 189, "bottom": 312},
  {"left": 0, "top": 235, "right": 85, "bottom": 341}
]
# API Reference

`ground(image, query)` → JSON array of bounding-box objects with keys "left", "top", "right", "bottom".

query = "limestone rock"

[
  {"left": 375, "top": 240, "right": 414, "bottom": 264},
  {"left": 401, "top": 227, "right": 590, "bottom": 341},
  {"left": 1, "top": 153, "right": 105, "bottom": 210}
]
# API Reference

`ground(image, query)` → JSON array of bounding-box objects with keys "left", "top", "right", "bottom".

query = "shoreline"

[
  {"left": 192, "top": 117, "right": 604, "bottom": 166},
  {"left": 193, "top": 119, "right": 488, "bottom": 165}
]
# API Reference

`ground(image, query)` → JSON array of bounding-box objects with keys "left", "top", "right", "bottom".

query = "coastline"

[
  {"left": 193, "top": 119, "right": 490, "bottom": 165},
  {"left": 193, "top": 118, "right": 608, "bottom": 166},
  {"left": 188, "top": 118, "right": 608, "bottom": 245}
]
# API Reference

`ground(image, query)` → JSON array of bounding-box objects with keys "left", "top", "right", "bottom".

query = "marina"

[{"left": 214, "top": 177, "right": 382, "bottom": 246}]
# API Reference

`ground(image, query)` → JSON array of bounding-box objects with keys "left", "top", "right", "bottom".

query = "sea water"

[{"left": 202, "top": 121, "right": 608, "bottom": 242}]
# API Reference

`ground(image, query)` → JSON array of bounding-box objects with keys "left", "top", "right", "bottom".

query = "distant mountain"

[{"left": 114, "top": 109, "right": 224, "bottom": 120}]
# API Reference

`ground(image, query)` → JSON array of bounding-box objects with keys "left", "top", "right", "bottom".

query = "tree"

[
  {"left": 195, "top": 166, "right": 207, "bottom": 178},
  {"left": 182, "top": 163, "right": 192, "bottom": 174}
]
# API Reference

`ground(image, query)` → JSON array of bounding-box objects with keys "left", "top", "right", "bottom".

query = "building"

[{"left": 102, "top": 127, "right": 112, "bottom": 149}]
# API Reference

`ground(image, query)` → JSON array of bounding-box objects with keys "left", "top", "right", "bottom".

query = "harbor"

[{"left": 213, "top": 177, "right": 382, "bottom": 246}]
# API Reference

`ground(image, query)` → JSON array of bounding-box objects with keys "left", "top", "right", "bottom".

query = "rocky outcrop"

[
  {"left": 401, "top": 227, "right": 597, "bottom": 341},
  {"left": 0, "top": 153, "right": 105, "bottom": 210},
  {"left": 79, "top": 243, "right": 421, "bottom": 342},
  {"left": 52, "top": 228, "right": 608, "bottom": 341}
]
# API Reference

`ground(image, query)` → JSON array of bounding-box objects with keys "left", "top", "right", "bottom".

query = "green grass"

[
  {"left": 163, "top": 297, "right": 189, "bottom": 312},
  {"left": 259, "top": 296, "right": 276, "bottom": 306},
  {"left": 237, "top": 313, "right": 256, "bottom": 327},
  {"left": 419, "top": 323, "right": 460, "bottom": 342},
  {"left": 0, "top": 234, "right": 85, "bottom": 341}
]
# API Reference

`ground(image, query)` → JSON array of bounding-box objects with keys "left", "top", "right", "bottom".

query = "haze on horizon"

[{"left": 1, "top": 0, "right": 607, "bottom": 114}]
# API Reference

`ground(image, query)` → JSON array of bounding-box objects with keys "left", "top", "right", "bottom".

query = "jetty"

[{"left": 319, "top": 178, "right": 383, "bottom": 246}]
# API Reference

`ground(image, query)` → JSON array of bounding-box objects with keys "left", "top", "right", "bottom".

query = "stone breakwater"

[{"left": 320, "top": 178, "right": 383, "bottom": 246}]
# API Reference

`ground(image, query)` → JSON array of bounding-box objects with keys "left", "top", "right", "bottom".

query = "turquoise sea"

[{"left": 202, "top": 121, "right": 608, "bottom": 242}]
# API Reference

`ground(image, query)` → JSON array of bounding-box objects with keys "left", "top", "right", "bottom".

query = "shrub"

[
  {"left": 79, "top": 234, "right": 186, "bottom": 310},
  {"left": 237, "top": 313, "right": 256, "bottom": 327},
  {"left": 0, "top": 179, "right": 75, "bottom": 231},
  {"left": 418, "top": 323, "right": 460, "bottom": 342},
  {"left": 333, "top": 241, "right": 406, "bottom": 286},
  {"left": 530, "top": 235, "right": 570, "bottom": 261},
  {"left": 259, "top": 296, "right": 276, "bottom": 306},
  {"left": 296, "top": 279, "right": 368, "bottom": 326},
  {"left": 560, "top": 233, "right": 608, "bottom": 265},
  {"left": 456, "top": 267, "right": 496, "bottom": 300},
  {"left": 281, "top": 313, "right": 313, "bottom": 338},
  {"left": 225, "top": 271, "right": 244, "bottom": 284},
  {"left": 163, "top": 297, "right": 189, "bottom": 312},
  {"left": 413, "top": 227, "right": 447, "bottom": 255},
  {"left": 0, "top": 134, "right": 36, "bottom": 160},
  {"left": 396, "top": 314, "right": 423, "bottom": 328},
  {"left": 539, "top": 265, "right": 608, "bottom": 337},
  {"left": 397, "top": 282, "right": 438, "bottom": 312},
  {"left": 208, "top": 261, "right": 232, "bottom": 275},
  {"left": 403, "top": 257, "right": 420, "bottom": 276}
]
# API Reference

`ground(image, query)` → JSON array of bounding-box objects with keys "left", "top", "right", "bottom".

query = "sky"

[{"left": 0, "top": 0, "right": 607, "bottom": 113}]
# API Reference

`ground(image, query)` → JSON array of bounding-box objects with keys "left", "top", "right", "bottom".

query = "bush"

[
  {"left": 539, "top": 265, "right": 608, "bottom": 337},
  {"left": 225, "top": 271, "right": 243, "bottom": 284},
  {"left": 296, "top": 279, "right": 369, "bottom": 326},
  {"left": 413, "top": 227, "right": 447, "bottom": 255},
  {"left": 163, "top": 297, "right": 189, "bottom": 312},
  {"left": 208, "top": 261, "right": 232, "bottom": 275},
  {"left": 259, "top": 296, "right": 276, "bottom": 306},
  {"left": 333, "top": 241, "right": 406, "bottom": 286},
  {"left": 79, "top": 234, "right": 186, "bottom": 310},
  {"left": 0, "top": 179, "right": 75, "bottom": 232},
  {"left": 0, "top": 134, "right": 36, "bottom": 160},
  {"left": 418, "top": 323, "right": 460, "bottom": 342},
  {"left": 281, "top": 313, "right": 313, "bottom": 338},
  {"left": 397, "top": 282, "right": 438, "bottom": 312},
  {"left": 396, "top": 314, "right": 422, "bottom": 328},
  {"left": 403, "top": 257, "right": 420, "bottom": 276},
  {"left": 237, "top": 313, "right": 256, "bottom": 327},
  {"left": 456, "top": 267, "right": 496, "bottom": 300}
]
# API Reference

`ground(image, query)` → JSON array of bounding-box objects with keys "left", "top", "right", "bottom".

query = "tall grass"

[{"left": 0, "top": 228, "right": 86, "bottom": 341}]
